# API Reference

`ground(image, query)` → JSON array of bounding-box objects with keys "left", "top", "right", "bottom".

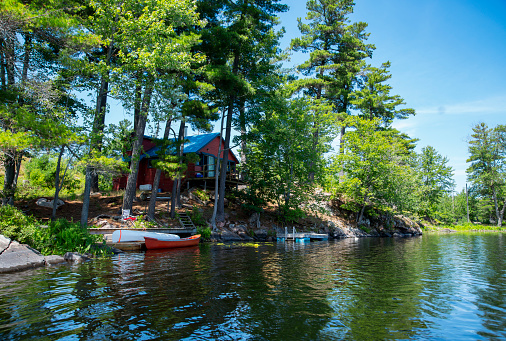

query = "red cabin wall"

[
  {"left": 199, "top": 136, "right": 239, "bottom": 163},
  {"left": 113, "top": 136, "right": 239, "bottom": 191}
]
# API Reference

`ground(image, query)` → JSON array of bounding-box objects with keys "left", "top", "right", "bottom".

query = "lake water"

[{"left": 1, "top": 233, "right": 505, "bottom": 340}]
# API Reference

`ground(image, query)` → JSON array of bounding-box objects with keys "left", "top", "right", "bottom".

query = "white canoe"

[{"left": 111, "top": 230, "right": 180, "bottom": 243}]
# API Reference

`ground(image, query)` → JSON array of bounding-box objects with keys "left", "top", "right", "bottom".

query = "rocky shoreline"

[
  {"left": 0, "top": 234, "right": 95, "bottom": 273},
  {"left": 0, "top": 213, "right": 423, "bottom": 273},
  {"left": 210, "top": 213, "right": 423, "bottom": 242}
]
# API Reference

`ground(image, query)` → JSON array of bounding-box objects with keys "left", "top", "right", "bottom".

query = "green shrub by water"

[
  {"left": 0, "top": 205, "right": 39, "bottom": 245},
  {"left": 197, "top": 226, "right": 212, "bottom": 241},
  {"left": 0, "top": 206, "right": 108, "bottom": 256},
  {"left": 190, "top": 206, "right": 207, "bottom": 227},
  {"left": 35, "top": 219, "right": 107, "bottom": 256}
]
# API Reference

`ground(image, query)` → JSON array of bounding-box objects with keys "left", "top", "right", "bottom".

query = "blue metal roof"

[{"left": 142, "top": 132, "right": 220, "bottom": 159}]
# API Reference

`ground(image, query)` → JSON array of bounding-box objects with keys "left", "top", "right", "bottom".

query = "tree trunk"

[
  {"left": 492, "top": 186, "right": 500, "bottom": 226},
  {"left": 176, "top": 131, "right": 185, "bottom": 209},
  {"left": 1, "top": 39, "right": 17, "bottom": 205},
  {"left": 2, "top": 152, "right": 16, "bottom": 206},
  {"left": 0, "top": 39, "right": 5, "bottom": 88},
  {"left": 239, "top": 102, "right": 247, "bottom": 180},
  {"left": 216, "top": 101, "right": 234, "bottom": 222},
  {"left": 52, "top": 146, "right": 65, "bottom": 220},
  {"left": 81, "top": 165, "right": 93, "bottom": 227},
  {"left": 122, "top": 77, "right": 154, "bottom": 212},
  {"left": 147, "top": 119, "right": 172, "bottom": 220},
  {"left": 338, "top": 124, "right": 346, "bottom": 180},
  {"left": 21, "top": 33, "right": 31, "bottom": 82},
  {"left": 170, "top": 120, "right": 186, "bottom": 218},
  {"left": 211, "top": 108, "right": 226, "bottom": 230},
  {"left": 498, "top": 199, "right": 506, "bottom": 228},
  {"left": 90, "top": 77, "right": 109, "bottom": 192},
  {"left": 357, "top": 194, "right": 368, "bottom": 223}
]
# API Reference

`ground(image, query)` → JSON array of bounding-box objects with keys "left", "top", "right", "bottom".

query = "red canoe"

[{"left": 144, "top": 234, "right": 201, "bottom": 250}]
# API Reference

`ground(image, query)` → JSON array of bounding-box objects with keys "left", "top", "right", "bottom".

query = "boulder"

[
  {"left": 220, "top": 230, "right": 243, "bottom": 242},
  {"left": 95, "top": 220, "right": 109, "bottom": 228},
  {"left": 36, "top": 198, "right": 65, "bottom": 209},
  {"left": 237, "top": 231, "right": 254, "bottom": 241},
  {"left": 0, "top": 241, "right": 46, "bottom": 273},
  {"left": 248, "top": 212, "right": 261, "bottom": 229},
  {"left": 253, "top": 229, "right": 268, "bottom": 240},
  {"left": 44, "top": 255, "right": 66, "bottom": 266},
  {"left": 0, "top": 235, "right": 11, "bottom": 253},
  {"left": 64, "top": 252, "right": 91, "bottom": 264}
]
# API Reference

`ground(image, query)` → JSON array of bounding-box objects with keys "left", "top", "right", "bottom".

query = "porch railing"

[{"left": 186, "top": 164, "right": 239, "bottom": 181}]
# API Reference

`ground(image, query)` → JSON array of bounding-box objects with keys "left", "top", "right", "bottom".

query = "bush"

[
  {"left": 0, "top": 206, "right": 108, "bottom": 256},
  {"left": 190, "top": 207, "right": 207, "bottom": 227},
  {"left": 197, "top": 226, "right": 212, "bottom": 241},
  {"left": 193, "top": 189, "right": 209, "bottom": 202},
  {"left": 278, "top": 205, "right": 306, "bottom": 224},
  {"left": 0, "top": 205, "right": 39, "bottom": 245},
  {"left": 34, "top": 219, "right": 107, "bottom": 256},
  {"left": 232, "top": 188, "right": 265, "bottom": 214}
]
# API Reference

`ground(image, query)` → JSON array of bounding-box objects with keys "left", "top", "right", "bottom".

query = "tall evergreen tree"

[
  {"left": 416, "top": 146, "right": 455, "bottom": 219},
  {"left": 290, "top": 0, "right": 374, "bottom": 181},
  {"left": 466, "top": 123, "right": 506, "bottom": 226},
  {"left": 198, "top": 0, "right": 288, "bottom": 223}
]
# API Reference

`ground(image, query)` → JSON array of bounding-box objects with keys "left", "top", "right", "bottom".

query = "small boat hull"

[
  {"left": 112, "top": 230, "right": 180, "bottom": 243},
  {"left": 144, "top": 234, "right": 201, "bottom": 250}
]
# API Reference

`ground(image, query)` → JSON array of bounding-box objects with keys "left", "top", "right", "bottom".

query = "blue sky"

[
  {"left": 106, "top": 0, "right": 506, "bottom": 192},
  {"left": 277, "top": 0, "right": 506, "bottom": 192}
]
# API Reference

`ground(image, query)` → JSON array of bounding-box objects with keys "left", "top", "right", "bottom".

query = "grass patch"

[{"left": 434, "top": 223, "right": 505, "bottom": 232}]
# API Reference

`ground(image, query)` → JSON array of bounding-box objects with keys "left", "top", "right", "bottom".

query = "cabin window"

[{"left": 207, "top": 155, "right": 215, "bottom": 177}]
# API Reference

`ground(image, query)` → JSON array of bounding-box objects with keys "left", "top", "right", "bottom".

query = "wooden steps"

[{"left": 178, "top": 212, "right": 196, "bottom": 230}]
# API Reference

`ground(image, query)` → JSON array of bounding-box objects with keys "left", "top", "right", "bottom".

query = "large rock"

[
  {"left": 64, "top": 252, "right": 91, "bottom": 264},
  {"left": 220, "top": 230, "right": 243, "bottom": 242},
  {"left": 0, "top": 235, "right": 11, "bottom": 253},
  {"left": 248, "top": 213, "right": 261, "bottom": 229},
  {"left": 0, "top": 241, "right": 46, "bottom": 273},
  {"left": 36, "top": 198, "right": 65, "bottom": 209},
  {"left": 44, "top": 255, "right": 66, "bottom": 266}
]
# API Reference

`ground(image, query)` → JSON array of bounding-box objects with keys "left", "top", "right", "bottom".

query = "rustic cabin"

[{"left": 113, "top": 133, "right": 240, "bottom": 192}]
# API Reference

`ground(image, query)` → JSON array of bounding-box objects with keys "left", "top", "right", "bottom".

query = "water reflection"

[{"left": 0, "top": 234, "right": 505, "bottom": 340}]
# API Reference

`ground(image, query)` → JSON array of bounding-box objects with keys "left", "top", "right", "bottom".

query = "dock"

[{"left": 277, "top": 227, "right": 328, "bottom": 241}]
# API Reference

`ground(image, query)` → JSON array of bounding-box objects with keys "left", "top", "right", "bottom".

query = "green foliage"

[
  {"left": 0, "top": 206, "right": 108, "bottom": 256},
  {"left": 34, "top": 219, "right": 107, "bottom": 256},
  {"left": 25, "top": 154, "right": 81, "bottom": 192},
  {"left": 0, "top": 205, "right": 39, "bottom": 245},
  {"left": 193, "top": 189, "right": 209, "bottom": 202},
  {"left": 278, "top": 205, "right": 306, "bottom": 224},
  {"left": 189, "top": 207, "right": 207, "bottom": 227},
  {"left": 328, "top": 117, "right": 415, "bottom": 220},
  {"left": 244, "top": 96, "right": 321, "bottom": 214},
  {"left": 231, "top": 188, "right": 265, "bottom": 215},
  {"left": 196, "top": 226, "right": 212, "bottom": 241},
  {"left": 415, "top": 146, "right": 455, "bottom": 218},
  {"left": 438, "top": 223, "right": 504, "bottom": 231},
  {"left": 466, "top": 122, "right": 506, "bottom": 226},
  {"left": 351, "top": 62, "right": 415, "bottom": 126}
]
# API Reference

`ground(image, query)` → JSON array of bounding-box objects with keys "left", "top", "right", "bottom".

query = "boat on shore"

[
  {"left": 111, "top": 230, "right": 180, "bottom": 243},
  {"left": 144, "top": 234, "right": 201, "bottom": 250}
]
